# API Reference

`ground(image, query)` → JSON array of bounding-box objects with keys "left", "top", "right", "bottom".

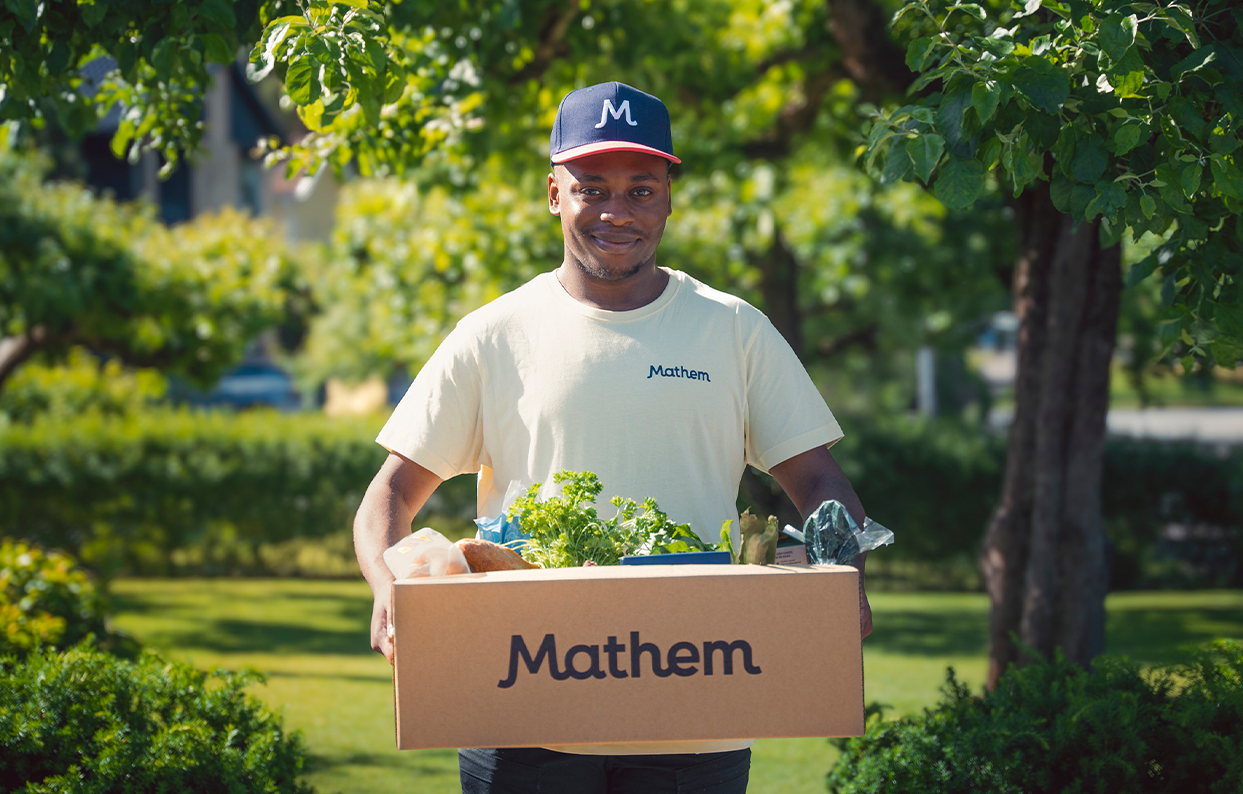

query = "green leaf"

[
  {"left": 1085, "top": 180, "right": 1126, "bottom": 221},
  {"left": 110, "top": 119, "right": 134, "bottom": 159},
  {"left": 1069, "top": 183, "right": 1095, "bottom": 219},
  {"left": 906, "top": 37, "right": 936, "bottom": 72},
  {"left": 307, "top": 34, "right": 338, "bottom": 64},
  {"left": 1163, "top": 7, "right": 1200, "bottom": 49},
  {"left": 285, "top": 57, "right": 320, "bottom": 106},
  {"left": 1211, "top": 155, "right": 1243, "bottom": 199},
  {"left": 978, "top": 36, "right": 1016, "bottom": 58},
  {"left": 980, "top": 137, "right": 1002, "bottom": 170},
  {"left": 933, "top": 157, "right": 985, "bottom": 209},
  {"left": 151, "top": 39, "right": 177, "bottom": 80},
  {"left": 197, "top": 0, "right": 237, "bottom": 30},
  {"left": 972, "top": 81, "right": 1000, "bottom": 124},
  {"left": 905, "top": 134, "right": 945, "bottom": 184},
  {"left": 1140, "top": 194, "right": 1156, "bottom": 219},
  {"left": 1099, "top": 14, "right": 1137, "bottom": 63},
  {"left": 1171, "top": 46, "right": 1217, "bottom": 81},
  {"left": 1161, "top": 274, "right": 1176, "bottom": 307},
  {"left": 1180, "top": 164, "right": 1201, "bottom": 198},
  {"left": 880, "top": 142, "right": 914, "bottom": 185},
  {"left": 956, "top": 4, "right": 987, "bottom": 21},
  {"left": 1024, "top": 110, "right": 1060, "bottom": 149},
  {"left": 1071, "top": 136, "right": 1108, "bottom": 184},
  {"left": 1217, "top": 303, "right": 1243, "bottom": 340},
  {"left": 1013, "top": 0, "right": 1042, "bottom": 18},
  {"left": 202, "top": 33, "right": 235, "bottom": 64},
  {"left": 384, "top": 69, "right": 405, "bottom": 104},
  {"left": 1050, "top": 172, "right": 1074, "bottom": 212},
  {"left": 1113, "top": 124, "right": 1142, "bottom": 155},
  {"left": 1126, "top": 252, "right": 1159, "bottom": 287},
  {"left": 335, "top": 0, "right": 370, "bottom": 6},
  {"left": 938, "top": 88, "right": 976, "bottom": 156},
  {"left": 1210, "top": 341, "right": 1238, "bottom": 368},
  {"left": 1012, "top": 56, "right": 1069, "bottom": 115}
]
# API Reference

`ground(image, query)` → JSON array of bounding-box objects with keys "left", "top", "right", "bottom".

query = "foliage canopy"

[{"left": 863, "top": 0, "right": 1243, "bottom": 368}]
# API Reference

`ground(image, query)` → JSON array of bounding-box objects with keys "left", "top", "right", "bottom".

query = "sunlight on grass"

[{"left": 109, "top": 581, "right": 1243, "bottom": 794}]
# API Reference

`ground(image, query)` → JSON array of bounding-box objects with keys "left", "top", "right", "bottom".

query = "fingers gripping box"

[{"left": 391, "top": 564, "right": 864, "bottom": 749}]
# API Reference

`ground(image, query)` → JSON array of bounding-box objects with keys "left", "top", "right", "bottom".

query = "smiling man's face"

[{"left": 548, "top": 150, "right": 673, "bottom": 282}]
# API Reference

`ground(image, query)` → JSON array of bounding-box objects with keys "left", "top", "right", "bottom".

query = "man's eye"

[
  {"left": 632, "top": 188, "right": 653, "bottom": 197},
  {"left": 581, "top": 188, "right": 603, "bottom": 196}
]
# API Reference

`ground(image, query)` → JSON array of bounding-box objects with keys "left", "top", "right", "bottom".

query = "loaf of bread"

[{"left": 455, "top": 538, "right": 540, "bottom": 572}]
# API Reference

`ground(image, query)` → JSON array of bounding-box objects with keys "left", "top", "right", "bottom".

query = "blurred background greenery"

[{"left": 2, "top": 0, "right": 1241, "bottom": 790}]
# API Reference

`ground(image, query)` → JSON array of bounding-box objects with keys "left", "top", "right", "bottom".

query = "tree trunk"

[
  {"left": 981, "top": 186, "right": 1121, "bottom": 687},
  {"left": 757, "top": 228, "right": 805, "bottom": 360}
]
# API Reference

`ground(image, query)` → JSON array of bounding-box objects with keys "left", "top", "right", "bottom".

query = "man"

[{"left": 354, "top": 82, "right": 871, "bottom": 794}]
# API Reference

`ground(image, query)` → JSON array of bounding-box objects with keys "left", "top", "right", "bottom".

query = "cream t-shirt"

[{"left": 377, "top": 268, "right": 843, "bottom": 755}]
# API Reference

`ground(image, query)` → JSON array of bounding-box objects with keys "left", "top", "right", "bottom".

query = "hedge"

[
  {"left": 0, "top": 409, "right": 387, "bottom": 578},
  {"left": 2, "top": 409, "right": 1238, "bottom": 585},
  {"left": 827, "top": 640, "right": 1243, "bottom": 793},
  {"left": 0, "top": 644, "right": 313, "bottom": 793}
]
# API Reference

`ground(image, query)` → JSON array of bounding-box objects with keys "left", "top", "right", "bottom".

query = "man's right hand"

[
  {"left": 371, "top": 586, "right": 395, "bottom": 664},
  {"left": 354, "top": 452, "right": 444, "bottom": 666}
]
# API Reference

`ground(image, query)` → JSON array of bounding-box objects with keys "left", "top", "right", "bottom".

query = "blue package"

[
  {"left": 620, "top": 551, "right": 733, "bottom": 566},
  {"left": 472, "top": 513, "right": 530, "bottom": 554}
]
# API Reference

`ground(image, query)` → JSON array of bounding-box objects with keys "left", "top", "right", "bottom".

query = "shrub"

[
  {"left": 0, "top": 409, "right": 389, "bottom": 578},
  {"left": 0, "top": 540, "right": 107, "bottom": 658},
  {"left": 2, "top": 408, "right": 1238, "bottom": 584},
  {"left": 0, "top": 348, "right": 167, "bottom": 427},
  {"left": 0, "top": 644, "right": 314, "bottom": 793},
  {"left": 827, "top": 640, "right": 1243, "bottom": 794}
]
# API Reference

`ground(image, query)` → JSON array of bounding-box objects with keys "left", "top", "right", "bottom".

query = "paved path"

[{"left": 989, "top": 407, "right": 1243, "bottom": 446}]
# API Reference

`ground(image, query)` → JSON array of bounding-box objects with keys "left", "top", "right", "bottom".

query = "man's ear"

[
  {"left": 666, "top": 176, "right": 673, "bottom": 217},
  {"left": 548, "top": 171, "right": 561, "bottom": 216}
]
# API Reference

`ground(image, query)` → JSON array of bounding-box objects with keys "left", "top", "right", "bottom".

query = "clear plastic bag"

[
  {"left": 803, "top": 501, "right": 894, "bottom": 565},
  {"left": 382, "top": 528, "right": 471, "bottom": 579}
]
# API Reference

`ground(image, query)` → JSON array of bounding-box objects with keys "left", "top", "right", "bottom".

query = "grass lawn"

[{"left": 109, "top": 581, "right": 1243, "bottom": 794}]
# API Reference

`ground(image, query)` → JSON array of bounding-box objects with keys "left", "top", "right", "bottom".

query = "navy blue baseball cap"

[{"left": 550, "top": 81, "right": 680, "bottom": 165}]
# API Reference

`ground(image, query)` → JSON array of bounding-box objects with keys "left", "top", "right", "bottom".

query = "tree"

[
  {"left": 0, "top": 143, "right": 307, "bottom": 390},
  {"left": 862, "top": 0, "right": 1242, "bottom": 683}
]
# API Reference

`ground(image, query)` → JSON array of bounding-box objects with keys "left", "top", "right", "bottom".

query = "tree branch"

[
  {"left": 824, "top": 0, "right": 915, "bottom": 102},
  {"left": 739, "top": 68, "right": 844, "bottom": 160},
  {"left": 0, "top": 326, "right": 52, "bottom": 392},
  {"left": 507, "top": 1, "right": 580, "bottom": 86}
]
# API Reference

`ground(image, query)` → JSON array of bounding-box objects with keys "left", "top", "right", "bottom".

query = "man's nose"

[{"left": 598, "top": 195, "right": 635, "bottom": 225}]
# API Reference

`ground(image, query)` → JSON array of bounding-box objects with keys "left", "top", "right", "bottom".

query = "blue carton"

[{"left": 619, "top": 551, "right": 733, "bottom": 566}]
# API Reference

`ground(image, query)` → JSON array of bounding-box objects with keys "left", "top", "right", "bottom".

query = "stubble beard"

[{"left": 569, "top": 251, "right": 650, "bottom": 282}]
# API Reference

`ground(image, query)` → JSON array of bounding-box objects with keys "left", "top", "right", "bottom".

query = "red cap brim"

[{"left": 551, "top": 140, "right": 681, "bottom": 165}]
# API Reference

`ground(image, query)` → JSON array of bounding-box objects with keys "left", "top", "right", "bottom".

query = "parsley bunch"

[{"left": 507, "top": 470, "right": 717, "bottom": 568}]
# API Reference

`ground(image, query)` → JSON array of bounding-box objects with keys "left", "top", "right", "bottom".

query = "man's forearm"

[
  {"left": 770, "top": 446, "right": 868, "bottom": 570},
  {"left": 353, "top": 454, "right": 442, "bottom": 595}
]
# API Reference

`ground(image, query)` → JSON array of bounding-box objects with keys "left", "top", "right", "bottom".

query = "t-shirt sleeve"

[
  {"left": 742, "top": 312, "right": 843, "bottom": 472},
  {"left": 375, "top": 325, "right": 484, "bottom": 480}
]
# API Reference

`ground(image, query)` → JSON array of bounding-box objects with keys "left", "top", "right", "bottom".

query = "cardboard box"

[{"left": 391, "top": 563, "right": 863, "bottom": 749}]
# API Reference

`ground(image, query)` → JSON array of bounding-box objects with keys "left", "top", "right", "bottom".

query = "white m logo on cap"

[{"left": 595, "top": 99, "right": 638, "bottom": 128}]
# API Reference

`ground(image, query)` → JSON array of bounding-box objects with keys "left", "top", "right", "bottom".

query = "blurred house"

[{"left": 78, "top": 58, "right": 339, "bottom": 409}]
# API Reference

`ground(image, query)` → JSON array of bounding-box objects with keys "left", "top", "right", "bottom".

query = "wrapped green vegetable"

[{"left": 803, "top": 500, "right": 894, "bottom": 565}]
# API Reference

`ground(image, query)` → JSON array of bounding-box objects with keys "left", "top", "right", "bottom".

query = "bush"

[
  {"left": 827, "top": 640, "right": 1243, "bottom": 794},
  {"left": 3, "top": 408, "right": 1238, "bottom": 585},
  {"left": 0, "top": 644, "right": 314, "bottom": 793},
  {"left": 0, "top": 540, "right": 107, "bottom": 658},
  {"left": 0, "top": 348, "right": 167, "bottom": 427},
  {"left": 0, "top": 409, "right": 388, "bottom": 578}
]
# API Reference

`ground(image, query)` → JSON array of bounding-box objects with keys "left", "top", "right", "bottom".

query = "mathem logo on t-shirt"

[{"left": 648, "top": 364, "right": 710, "bottom": 382}]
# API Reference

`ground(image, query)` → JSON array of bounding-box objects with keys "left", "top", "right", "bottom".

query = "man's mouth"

[{"left": 589, "top": 233, "right": 641, "bottom": 253}]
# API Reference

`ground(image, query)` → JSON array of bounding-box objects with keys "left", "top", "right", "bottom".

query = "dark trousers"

[{"left": 458, "top": 747, "right": 751, "bottom": 793}]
